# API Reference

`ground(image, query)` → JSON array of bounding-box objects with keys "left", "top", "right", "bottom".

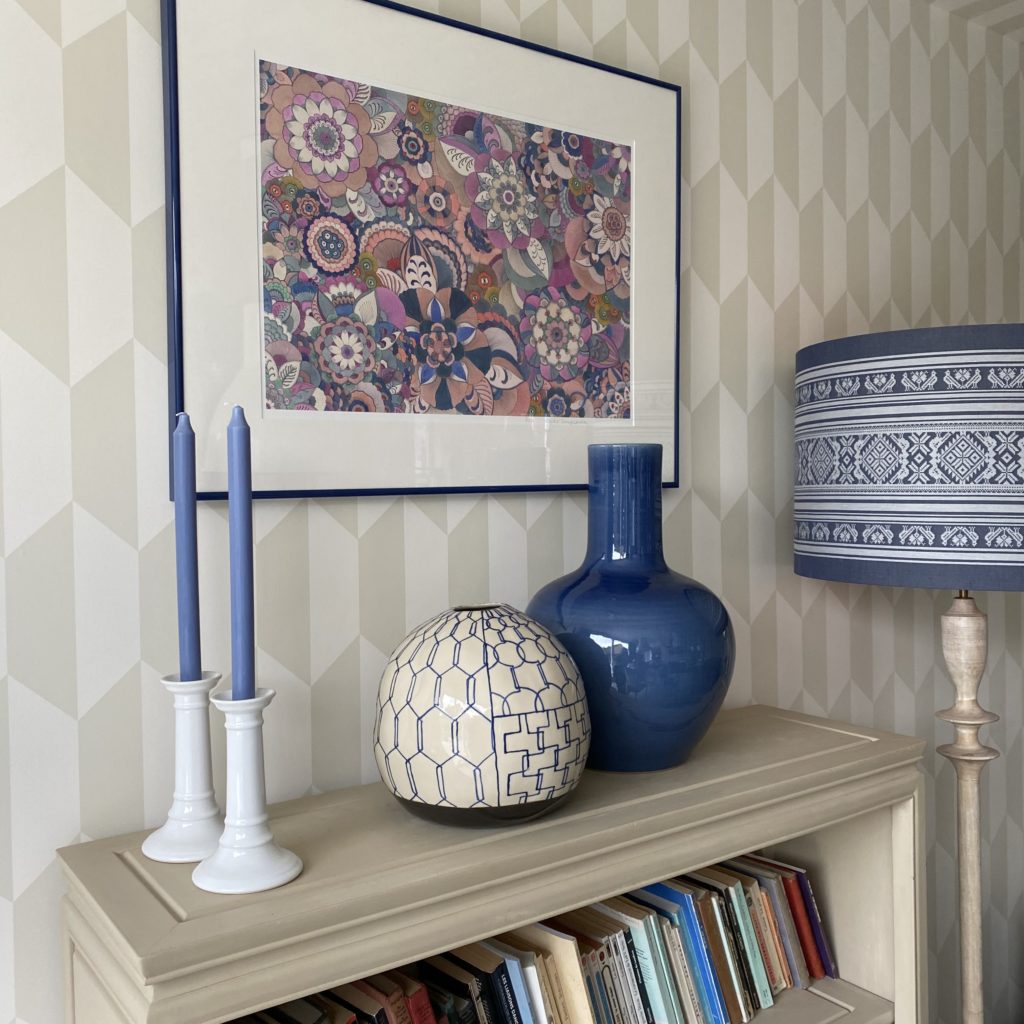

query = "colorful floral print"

[{"left": 260, "top": 60, "right": 631, "bottom": 416}]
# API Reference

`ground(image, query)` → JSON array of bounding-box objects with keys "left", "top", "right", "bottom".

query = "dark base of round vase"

[
  {"left": 586, "top": 749, "right": 693, "bottom": 773},
  {"left": 395, "top": 793, "right": 571, "bottom": 827}
]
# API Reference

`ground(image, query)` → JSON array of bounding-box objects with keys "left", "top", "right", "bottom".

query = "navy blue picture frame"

[{"left": 162, "top": 0, "right": 681, "bottom": 500}]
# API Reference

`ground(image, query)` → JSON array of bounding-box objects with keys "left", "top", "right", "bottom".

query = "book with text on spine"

[
  {"left": 485, "top": 938, "right": 546, "bottom": 1024},
  {"left": 612, "top": 895, "right": 686, "bottom": 1024},
  {"left": 628, "top": 888, "right": 706, "bottom": 1024},
  {"left": 644, "top": 881, "right": 729, "bottom": 1024},
  {"left": 543, "top": 912, "right": 621, "bottom": 1024},
  {"left": 597, "top": 896, "right": 673, "bottom": 1024},
  {"left": 360, "top": 975, "right": 415, "bottom": 1024},
  {"left": 747, "top": 853, "right": 837, "bottom": 979},
  {"left": 388, "top": 971, "right": 438, "bottom": 1024},
  {"left": 698, "top": 868, "right": 786, "bottom": 995},
  {"left": 579, "top": 904, "right": 652, "bottom": 1024},
  {"left": 724, "top": 857, "right": 809, "bottom": 990},
  {"left": 450, "top": 942, "right": 524, "bottom": 1024},
  {"left": 495, "top": 932, "right": 564, "bottom": 1024},
  {"left": 682, "top": 868, "right": 773, "bottom": 1012},
  {"left": 503, "top": 920, "right": 612, "bottom": 1024},
  {"left": 550, "top": 906, "right": 645, "bottom": 1024}
]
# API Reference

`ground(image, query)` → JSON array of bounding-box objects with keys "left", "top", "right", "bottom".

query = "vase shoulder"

[{"left": 527, "top": 555, "right": 734, "bottom": 773}]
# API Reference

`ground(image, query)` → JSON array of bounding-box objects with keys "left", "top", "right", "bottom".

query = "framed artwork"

[{"left": 164, "top": 0, "right": 681, "bottom": 498}]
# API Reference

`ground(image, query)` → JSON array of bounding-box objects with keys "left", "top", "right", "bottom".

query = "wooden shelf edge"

[{"left": 758, "top": 978, "right": 893, "bottom": 1024}]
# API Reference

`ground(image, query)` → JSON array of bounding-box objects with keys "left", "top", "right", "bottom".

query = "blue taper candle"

[
  {"left": 173, "top": 413, "right": 202, "bottom": 680},
  {"left": 227, "top": 406, "right": 256, "bottom": 700}
]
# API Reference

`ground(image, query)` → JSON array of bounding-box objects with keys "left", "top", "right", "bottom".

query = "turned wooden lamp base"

[{"left": 935, "top": 591, "right": 1000, "bottom": 1024}]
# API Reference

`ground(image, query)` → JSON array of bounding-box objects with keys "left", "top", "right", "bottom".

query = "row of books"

[{"left": 234, "top": 852, "right": 836, "bottom": 1024}]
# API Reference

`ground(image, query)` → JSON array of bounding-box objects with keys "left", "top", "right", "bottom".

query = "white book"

[
  {"left": 498, "top": 932, "right": 567, "bottom": 1024},
  {"left": 658, "top": 917, "right": 704, "bottom": 1024},
  {"left": 488, "top": 937, "right": 550, "bottom": 1024},
  {"left": 607, "top": 927, "right": 644, "bottom": 1024},
  {"left": 510, "top": 923, "right": 597, "bottom": 1024}
]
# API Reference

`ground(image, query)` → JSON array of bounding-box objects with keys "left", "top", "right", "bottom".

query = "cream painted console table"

[{"left": 58, "top": 706, "right": 927, "bottom": 1024}]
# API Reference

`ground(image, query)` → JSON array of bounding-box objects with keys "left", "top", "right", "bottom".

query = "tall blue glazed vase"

[{"left": 527, "top": 444, "right": 735, "bottom": 772}]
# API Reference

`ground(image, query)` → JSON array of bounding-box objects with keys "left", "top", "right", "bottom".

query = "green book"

[{"left": 616, "top": 896, "right": 687, "bottom": 1024}]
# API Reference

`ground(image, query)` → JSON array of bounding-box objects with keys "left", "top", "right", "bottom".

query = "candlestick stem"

[
  {"left": 193, "top": 688, "right": 302, "bottom": 894},
  {"left": 142, "top": 672, "right": 222, "bottom": 863}
]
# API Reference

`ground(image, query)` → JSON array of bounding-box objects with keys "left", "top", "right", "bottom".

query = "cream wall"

[{"left": 0, "top": 0, "right": 1021, "bottom": 1021}]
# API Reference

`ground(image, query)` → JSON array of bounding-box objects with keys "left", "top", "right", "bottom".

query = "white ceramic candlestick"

[
  {"left": 192, "top": 688, "right": 302, "bottom": 894},
  {"left": 142, "top": 672, "right": 223, "bottom": 863}
]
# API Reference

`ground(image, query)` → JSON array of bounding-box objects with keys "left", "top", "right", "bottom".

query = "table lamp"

[{"left": 793, "top": 323, "right": 1024, "bottom": 1024}]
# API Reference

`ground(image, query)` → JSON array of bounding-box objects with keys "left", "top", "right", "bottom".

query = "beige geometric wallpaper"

[
  {"left": 0, "top": 0, "right": 1021, "bottom": 1021},
  {"left": 929, "top": 0, "right": 1024, "bottom": 40}
]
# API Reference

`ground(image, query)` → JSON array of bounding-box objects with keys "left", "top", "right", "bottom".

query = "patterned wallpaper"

[
  {"left": 0, "top": 0, "right": 1021, "bottom": 1021},
  {"left": 928, "top": 0, "right": 1024, "bottom": 40}
]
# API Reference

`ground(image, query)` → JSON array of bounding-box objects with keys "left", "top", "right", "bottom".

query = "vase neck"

[{"left": 585, "top": 445, "right": 666, "bottom": 567}]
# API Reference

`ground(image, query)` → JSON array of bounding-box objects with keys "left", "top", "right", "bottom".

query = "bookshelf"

[{"left": 58, "top": 705, "right": 926, "bottom": 1024}]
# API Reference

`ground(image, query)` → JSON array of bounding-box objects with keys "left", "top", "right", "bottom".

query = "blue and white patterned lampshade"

[{"left": 794, "top": 324, "right": 1024, "bottom": 591}]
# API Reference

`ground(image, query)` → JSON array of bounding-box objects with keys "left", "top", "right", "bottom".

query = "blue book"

[
  {"left": 483, "top": 942, "right": 535, "bottom": 1024},
  {"left": 641, "top": 882, "right": 729, "bottom": 1024},
  {"left": 684, "top": 869, "right": 773, "bottom": 1011},
  {"left": 587, "top": 968, "right": 611, "bottom": 1024}
]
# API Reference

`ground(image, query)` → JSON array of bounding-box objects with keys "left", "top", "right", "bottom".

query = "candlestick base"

[
  {"left": 142, "top": 672, "right": 223, "bottom": 864},
  {"left": 192, "top": 688, "right": 302, "bottom": 895}
]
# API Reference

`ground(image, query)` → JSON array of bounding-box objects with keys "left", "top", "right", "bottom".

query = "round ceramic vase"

[
  {"left": 373, "top": 604, "right": 591, "bottom": 825},
  {"left": 527, "top": 444, "right": 735, "bottom": 772}
]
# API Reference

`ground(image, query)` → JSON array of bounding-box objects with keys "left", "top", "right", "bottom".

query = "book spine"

[
  {"left": 424, "top": 986, "right": 458, "bottom": 1024},
  {"left": 798, "top": 874, "right": 837, "bottom": 978},
  {"left": 505, "top": 959, "right": 536, "bottom": 1024},
  {"left": 726, "top": 887, "right": 773, "bottom": 1010},
  {"left": 541, "top": 955, "right": 571, "bottom": 1024},
  {"left": 781, "top": 876, "right": 825, "bottom": 978},
  {"left": 764, "top": 880, "right": 809, "bottom": 989},
  {"left": 582, "top": 948, "right": 613, "bottom": 1024},
  {"left": 390, "top": 994, "right": 415, "bottom": 1024},
  {"left": 407, "top": 989, "right": 438, "bottom": 1024},
  {"left": 466, "top": 978, "right": 490, "bottom": 1024},
  {"left": 597, "top": 948, "right": 627, "bottom": 1024},
  {"left": 622, "top": 931, "right": 651, "bottom": 1024},
  {"left": 694, "top": 896, "right": 740, "bottom": 1024},
  {"left": 483, "top": 975, "right": 509, "bottom": 1024},
  {"left": 643, "top": 918, "right": 683, "bottom": 1024},
  {"left": 533, "top": 960, "right": 559, "bottom": 1024},
  {"left": 494, "top": 963, "right": 524, "bottom": 1024},
  {"left": 443, "top": 957, "right": 496, "bottom": 1024},
  {"left": 711, "top": 895, "right": 753, "bottom": 1024},
  {"left": 660, "top": 920, "right": 704, "bottom": 1024},
  {"left": 679, "top": 894, "right": 728, "bottom": 1024},
  {"left": 627, "top": 921, "right": 668, "bottom": 1024},
  {"left": 609, "top": 935, "right": 639, "bottom": 1024},
  {"left": 353, "top": 983, "right": 398, "bottom": 1024},
  {"left": 743, "top": 887, "right": 784, "bottom": 994},
  {"left": 715, "top": 896, "right": 755, "bottom": 1015},
  {"left": 760, "top": 890, "right": 791, "bottom": 988}
]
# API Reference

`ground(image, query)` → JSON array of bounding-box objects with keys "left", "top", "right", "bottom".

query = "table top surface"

[{"left": 58, "top": 704, "right": 924, "bottom": 984}]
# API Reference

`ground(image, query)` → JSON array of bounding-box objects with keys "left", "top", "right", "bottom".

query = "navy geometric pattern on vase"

[{"left": 373, "top": 604, "right": 590, "bottom": 823}]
